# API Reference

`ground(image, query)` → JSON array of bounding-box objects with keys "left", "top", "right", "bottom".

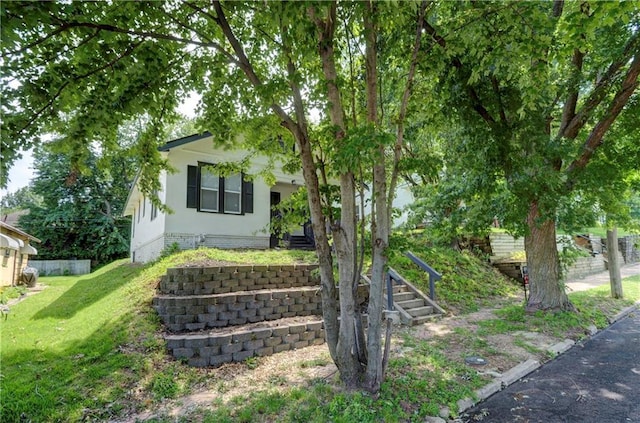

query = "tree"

[
  {"left": 2, "top": 1, "right": 431, "bottom": 391},
  {"left": 18, "top": 144, "right": 134, "bottom": 266},
  {"left": 419, "top": 1, "right": 640, "bottom": 311},
  {"left": 0, "top": 185, "right": 42, "bottom": 214}
]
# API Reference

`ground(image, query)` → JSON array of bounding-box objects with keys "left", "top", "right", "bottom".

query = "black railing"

[
  {"left": 405, "top": 251, "right": 442, "bottom": 300},
  {"left": 386, "top": 268, "right": 405, "bottom": 311}
]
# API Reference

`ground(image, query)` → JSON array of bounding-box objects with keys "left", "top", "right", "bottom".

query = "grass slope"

[
  {"left": 1, "top": 245, "right": 637, "bottom": 422},
  {"left": 0, "top": 249, "right": 314, "bottom": 422}
]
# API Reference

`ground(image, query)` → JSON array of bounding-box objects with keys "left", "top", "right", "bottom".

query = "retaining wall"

[
  {"left": 564, "top": 255, "right": 606, "bottom": 280},
  {"left": 619, "top": 236, "right": 639, "bottom": 264},
  {"left": 165, "top": 320, "right": 325, "bottom": 367},
  {"left": 155, "top": 264, "right": 324, "bottom": 367},
  {"left": 154, "top": 287, "right": 322, "bottom": 332},
  {"left": 158, "top": 264, "right": 318, "bottom": 295}
]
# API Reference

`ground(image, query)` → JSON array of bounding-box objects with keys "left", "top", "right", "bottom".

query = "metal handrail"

[{"left": 405, "top": 251, "right": 442, "bottom": 300}]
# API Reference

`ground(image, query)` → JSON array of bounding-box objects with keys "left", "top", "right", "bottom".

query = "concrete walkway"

[{"left": 565, "top": 262, "right": 640, "bottom": 293}]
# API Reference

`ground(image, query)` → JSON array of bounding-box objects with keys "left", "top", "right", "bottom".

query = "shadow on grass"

[
  {"left": 32, "top": 264, "right": 144, "bottom": 320},
  {"left": 0, "top": 302, "right": 162, "bottom": 423}
]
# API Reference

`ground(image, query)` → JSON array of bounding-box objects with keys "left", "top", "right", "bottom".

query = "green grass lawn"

[
  {"left": 0, "top": 249, "right": 315, "bottom": 422},
  {"left": 1, "top": 245, "right": 638, "bottom": 422}
]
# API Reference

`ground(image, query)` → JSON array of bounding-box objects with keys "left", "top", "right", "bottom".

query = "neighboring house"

[
  {"left": 1, "top": 210, "right": 29, "bottom": 229},
  {"left": 124, "top": 132, "right": 311, "bottom": 263},
  {"left": 0, "top": 221, "right": 39, "bottom": 286}
]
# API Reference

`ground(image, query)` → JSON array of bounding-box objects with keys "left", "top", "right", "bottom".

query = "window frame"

[
  {"left": 199, "top": 165, "right": 220, "bottom": 213},
  {"left": 188, "top": 163, "right": 251, "bottom": 215}
]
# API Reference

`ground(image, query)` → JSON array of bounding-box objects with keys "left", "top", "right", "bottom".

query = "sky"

[
  {"left": 0, "top": 94, "right": 201, "bottom": 199},
  {"left": 1, "top": 150, "right": 34, "bottom": 197}
]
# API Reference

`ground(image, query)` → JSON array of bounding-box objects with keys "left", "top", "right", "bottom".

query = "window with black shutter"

[{"left": 185, "top": 164, "right": 253, "bottom": 214}]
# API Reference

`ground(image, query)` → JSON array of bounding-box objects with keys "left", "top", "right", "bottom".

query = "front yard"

[{"left": 1, "top": 247, "right": 638, "bottom": 422}]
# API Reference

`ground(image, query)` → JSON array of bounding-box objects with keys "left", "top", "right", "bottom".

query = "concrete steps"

[{"left": 383, "top": 270, "right": 445, "bottom": 326}]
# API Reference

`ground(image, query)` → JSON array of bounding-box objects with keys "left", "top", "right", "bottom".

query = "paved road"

[{"left": 463, "top": 309, "right": 640, "bottom": 423}]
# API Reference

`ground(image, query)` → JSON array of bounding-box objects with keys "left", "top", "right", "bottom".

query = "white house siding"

[
  {"left": 163, "top": 147, "right": 273, "bottom": 241},
  {"left": 131, "top": 235, "right": 167, "bottom": 263},
  {"left": 392, "top": 181, "right": 414, "bottom": 227},
  {"left": 126, "top": 135, "right": 305, "bottom": 263},
  {"left": 129, "top": 172, "right": 168, "bottom": 263},
  {"left": 359, "top": 181, "right": 414, "bottom": 228}
]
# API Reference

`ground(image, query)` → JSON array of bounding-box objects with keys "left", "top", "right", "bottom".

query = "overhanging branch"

[{"left": 565, "top": 53, "right": 640, "bottom": 185}]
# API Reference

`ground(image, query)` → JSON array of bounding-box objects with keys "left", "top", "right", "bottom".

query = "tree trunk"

[
  {"left": 525, "top": 201, "right": 574, "bottom": 312},
  {"left": 363, "top": 0, "right": 387, "bottom": 392},
  {"left": 333, "top": 172, "right": 364, "bottom": 387},
  {"left": 606, "top": 227, "right": 623, "bottom": 299},
  {"left": 289, "top": 126, "right": 340, "bottom": 363}
]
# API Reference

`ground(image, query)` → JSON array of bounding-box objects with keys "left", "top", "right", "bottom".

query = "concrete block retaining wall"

[
  {"left": 165, "top": 320, "right": 326, "bottom": 367},
  {"left": 158, "top": 264, "right": 319, "bottom": 295},
  {"left": 156, "top": 264, "right": 324, "bottom": 366},
  {"left": 564, "top": 255, "right": 606, "bottom": 280},
  {"left": 619, "top": 236, "right": 639, "bottom": 264},
  {"left": 154, "top": 287, "right": 322, "bottom": 332}
]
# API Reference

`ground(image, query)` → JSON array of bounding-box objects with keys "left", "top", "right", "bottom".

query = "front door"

[{"left": 270, "top": 192, "right": 281, "bottom": 248}]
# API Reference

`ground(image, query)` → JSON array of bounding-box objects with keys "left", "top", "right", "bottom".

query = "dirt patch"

[{"left": 120, "top": 345, "right": 337, "bottom": 422}]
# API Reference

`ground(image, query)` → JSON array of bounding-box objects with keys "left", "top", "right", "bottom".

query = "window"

[
  {"left": 150, "top": 194, "right": 158, "bottom": 221},
  {"left": 223, "top": 173, "right": 242, "bottom": 214},
  {"left": 186, "top": 164, "right": 253, "bottom": 214},
  {"left": 200, "top": 167, "right": 220, "bottom": 212}
]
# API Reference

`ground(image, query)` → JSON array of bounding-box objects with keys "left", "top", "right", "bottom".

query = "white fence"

[{"left": 29, "top": 260, "right": 91, "bottom": 276}]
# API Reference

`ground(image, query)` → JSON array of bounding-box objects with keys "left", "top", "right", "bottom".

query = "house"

[
  {"left": 0, "top": 221, "right": 40, "bottom": 286},
  {"left": 123, "top": 132, "right": 311, "bottom": 263}
]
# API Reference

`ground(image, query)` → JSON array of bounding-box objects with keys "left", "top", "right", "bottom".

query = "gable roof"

[
  {"left": 158, "top": 131, "right": 213, "bottom": 152},
  {"left": 0, "top": 220, "right": 41, "bottom": 243}
]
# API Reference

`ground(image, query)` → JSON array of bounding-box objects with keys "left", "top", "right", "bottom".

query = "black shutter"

[
  {"left": 186, "top": 165, "right": 198, "bottom": 208},
  {"left": 243, "top": 179, "right": 254, "bottom": 214}
]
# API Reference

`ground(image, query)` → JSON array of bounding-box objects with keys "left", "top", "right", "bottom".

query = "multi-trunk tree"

[
  {"left": 417, "top": 1, "right": 639, "bottom": 311},
  {"left": 2, "top": 1, "right": 430, "bottom": 391}
]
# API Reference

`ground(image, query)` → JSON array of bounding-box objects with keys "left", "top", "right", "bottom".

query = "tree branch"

[
  {"left": 211, "top": 0, "right": 296, "bottom": 130},
  {"left": 561, "top": 32, "right": 640, "bottom": 139},
  {"left": 559, "top": 48, "right": 585, "bottom": 134},
  {"left": 388, "top": 0, "right": 428, "bottom": 210},
  {"left": 16, "top": 40, "right": 144, "bottom": 136},
  {"left": 565, "top": 53, "right": 640, "bottom": 181},
  {"left": 422, "top": 20, "right": 496, "bottom": 125}
]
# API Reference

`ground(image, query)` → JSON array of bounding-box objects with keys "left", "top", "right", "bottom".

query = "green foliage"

[
  {"left": 2, "top": 247, "right": 638, "bottom": 421},
  {"left": 18, "top": 145, "right": 133, "bottom": 266},
  {"left": 149, "top": 368, "right": 180, "bottom": 401},
  {"left": 409, "top": 1, "right": 640, "bottom": 239},
  {"left": 557, "top": 238, "right": 590, "bottom": 280},
  {"left": 0, "top": 185, "right": 42, "bottom": 213},
  {"left": 0, "top": 285, "right": 27, "bottom": 304},
  {"left": 388, "top": 232, "right": 521, "bottom": 312},
  {"left": 158, "top": 242, "right": 181, "bottom": 260}
]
